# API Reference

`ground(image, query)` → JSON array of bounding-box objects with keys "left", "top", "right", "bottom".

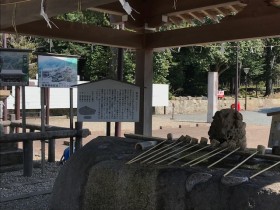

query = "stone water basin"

[{"left": 50, "top": 137, "right": 280, "bottom": 210}]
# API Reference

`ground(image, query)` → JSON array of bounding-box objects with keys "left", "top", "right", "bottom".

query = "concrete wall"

[{"left": 155, "top": 97, "right": 280, "bottom": 114}]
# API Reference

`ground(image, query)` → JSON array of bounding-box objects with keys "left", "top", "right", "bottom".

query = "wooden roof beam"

[
  {"left": 168, "top": 16, "right": 181, "bottom": 25},
  {"left": 188, "top": 12, "right": 205, "bottom": 23},
  {"left": 269, "top": 0, "right": 280, "bottom": 7},
  {"left": 0, "top": 19, "right": 143, "bottom": 49},
  {"left": 201, "top": 10, "right": 219, "bottom": 22},
  {"left": 165, "top": 0, "right": 245, "bottom": 17},
  {"left": 228, "top": 5, "right": 239, "bottom": 13},
  {"left": 215, "top": 7, "right": 226, "bottom": 16},
  {"left": 140, "top": 0, "right": 246, "bottom": 28},
  {"left": 0, "top": 0, "right": 120, "bottom": 29},
  {"left": 145, "top": 6, "right": 280, "bottom": 49},
  {"left": 87, "top": 7, "right": 124, "bottom": 16}
]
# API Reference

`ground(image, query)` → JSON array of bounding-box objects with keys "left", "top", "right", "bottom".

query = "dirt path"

[{"left": 19, "top": 115, "right": 271, "bottom": 161}]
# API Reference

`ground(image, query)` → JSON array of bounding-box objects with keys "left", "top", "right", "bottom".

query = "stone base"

[
  {"left": 0, "top": 149, "right": 23, "bottom": 166},
  {"left": 50, "top": 137, "right": 280, "bottom": 210}
]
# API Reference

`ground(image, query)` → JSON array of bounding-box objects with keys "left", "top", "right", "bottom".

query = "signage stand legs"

[
  {"left": 22, "top": 86, "right": 33, "bottom": 177},
  {"left": 40, "top": 88, "right": 45, "bottom": 174},
  {"left": 106, "top": 122, "right": 111, "bottom": 136},
  {"left": 70, "top": 88, "right": 74, "bottom": 155}
]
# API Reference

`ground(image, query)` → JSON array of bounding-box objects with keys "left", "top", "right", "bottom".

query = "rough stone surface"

[
  {"left": 50, "top": 137, "right": 280, "bottom": 210},
  {"left": 208, "top": 109, "right": 247, "bottom": 149},
  {"left": 185, "top": 172, "right": 212, "bottom": 192},
  {"left": 221, "top": 176, "right": 249, "bottom": 186}
]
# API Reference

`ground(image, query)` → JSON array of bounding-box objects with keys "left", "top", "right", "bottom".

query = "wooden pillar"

[
  {"left": 106, "top": 122, "right": 111, "bottom": 136},
  {"left": 40, "top": 88, "right": 45, "bottom": 173},
  {"left": 15, "top": 86, "right": 20, "bottom": 133},
  {"left": 115, "top": 47, "right": 124, "bottom": 137},
  {"left": 69, "top": 88, "right": 74, "bottom": 155},
  {"left": 48, "top": 138, "right": 55, "bottom": 162},
  {"left": 9, "top": 114, "right": 15, "bottom": 134},
  {"left": 44, "top": 87, "right": 55, "bottom": 162},
  {"left": 75, "top": 122, "right": 83, "bottom": 151},
  {"left": 2, "top": 34, "right": 8, "bottom": 134},
  {"left": 22, "top": 86, "right": 33, "bottom": 177},
  {"left": 135, "top": 49, "right": 153, "bottom": 136}
]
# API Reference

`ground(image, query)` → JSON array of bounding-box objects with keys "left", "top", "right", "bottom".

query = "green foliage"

[
  {"left": 57, "top": 10, "right": 110, "bottom": 26},
  {"left": 168, "top": 47, "right": 209, "bottom": 96},
  {"left": 84, "top": 45, "right": 112, "bottom": 81},
  {"left": 53, "top": 11, "right": 113, "bottom": 81},
  {"left": 262, "top": 38, "right": 280, "bottom": 96},
  {"left": 123, "top": 51, "right": 136, "bottom": 83},
  {"left": 153, "top": 50, "right": 172, "bottom": 84}
]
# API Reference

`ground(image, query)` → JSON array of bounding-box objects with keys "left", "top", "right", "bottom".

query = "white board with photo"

[{"left": 38, "top": 55, "right": 78, "bottom": 88}]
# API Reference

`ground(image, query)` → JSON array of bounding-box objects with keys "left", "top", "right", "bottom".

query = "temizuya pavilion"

[{"left": 1, "top": 0, "right": 280, "bottom": 135}]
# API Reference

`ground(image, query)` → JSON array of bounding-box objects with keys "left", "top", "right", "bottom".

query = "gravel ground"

[{"left": 0, "top": 162, "right": 61, "bottom": 210}]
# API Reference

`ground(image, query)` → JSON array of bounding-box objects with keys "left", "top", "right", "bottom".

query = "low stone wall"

[{"left": 155, "top": 97, "right": 280, "bottom": 114}]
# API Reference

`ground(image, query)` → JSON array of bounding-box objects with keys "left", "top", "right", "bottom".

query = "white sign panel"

[
  {"left": 7, "top": 80, "right": 88, "bottom": 109},
  {"left": 77, "top": 79, "right": 140, "bottom": 122},
  {"left": 152, "top": 84, "right": 169, "bottom": 106}
]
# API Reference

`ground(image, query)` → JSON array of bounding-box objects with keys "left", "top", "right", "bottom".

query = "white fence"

[{"left": 6, "top": 80, "right": 169, "bottom": 110}]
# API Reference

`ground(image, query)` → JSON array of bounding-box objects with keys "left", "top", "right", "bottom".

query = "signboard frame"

[
  {"left": 0, "top": 48, "right": 31, "bottom": 86},
  {"left": 37, "top": 53, "right": 79, "bottom": 88},
  {"left": 76, "top": 79, "right": 140, "bottom": 122}
]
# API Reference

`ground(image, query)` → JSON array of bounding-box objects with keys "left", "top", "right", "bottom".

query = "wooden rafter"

[
  {"left": 201, "top": 10, "right": 219, "bottom": 22},
  {"left": 1, "top": 19, "right": 143, "bottom": 49},
  {"left": 165, "top": 0, "right": 244, "bottom": 17},
  {"left": 228, "top": 5, "right": 239, "bottom": 13},
  {"left": 0, "top": 0, "right": 119, "bottom": 29},
  {"left": 146, "top": 5, "right": 280, "bottom": 49},
  {"left": 215, "top": 7, "right": 226, "bottom": 16},
  {"left": 188, "top": 12, "right": 205, "bottom": 23},
  {"left": 268, "top": 0, "right": 280, "bottom": 7}
]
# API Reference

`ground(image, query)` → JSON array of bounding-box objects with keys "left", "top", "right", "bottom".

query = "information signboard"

[
  {"left": 77, "top": 79, "right": 140, "bottom": 122},
  {"left": 37, "top": 54, "right": 78, "bottom": 88},
  {"left": 0, "top": 48, "right": 31, "bottom": 86}
]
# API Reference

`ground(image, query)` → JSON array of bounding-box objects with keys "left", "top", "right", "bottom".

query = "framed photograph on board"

[
  {"left": 37, "top": 54, "right": 78, "bottom": 88},
  {"left": 0, "top": 48, "right": 31, "bottom": 86}
]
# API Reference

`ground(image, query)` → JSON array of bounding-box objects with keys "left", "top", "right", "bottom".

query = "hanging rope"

[
  {"left": 40, "top": 0, "right": 51, "bottom": 28},
  {"left": 77, "top": 0, "right": 82, "bottom": 12},
  {"left": 40, "top": 0, "right": 58, "bottom": 29},
  {"left": 119, "top": 0, "right": 140, "bottom": 21},
  {"left": 11, "top": 3, "right": 18, "bottom": 36},
  {"left": 173, "top": 0, "right": 178, "bottom": 10}
]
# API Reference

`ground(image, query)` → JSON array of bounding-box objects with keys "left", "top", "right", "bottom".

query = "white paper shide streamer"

[
  {"left": 40, "top": 0, "right": 58, "bottom": 29},
  {"left": 119, "top": 0, "right": 139, "bottom": 20}
]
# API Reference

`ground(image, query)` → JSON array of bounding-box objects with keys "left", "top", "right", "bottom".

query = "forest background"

[{"left": 1, "top": 10, "right": 280, "bottom": 98}]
